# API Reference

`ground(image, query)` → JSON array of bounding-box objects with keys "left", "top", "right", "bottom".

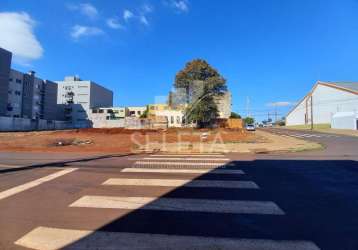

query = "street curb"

[{"left": 0, "top": 153, "right": 134, "bottom": 174}]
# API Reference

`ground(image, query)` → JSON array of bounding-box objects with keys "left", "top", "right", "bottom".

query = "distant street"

[
  {"left": 262, "top": 127, "right": 358, "bottom": 159},
  {"left": 1, "top": 130, "right": 358, "bottom": 249}
]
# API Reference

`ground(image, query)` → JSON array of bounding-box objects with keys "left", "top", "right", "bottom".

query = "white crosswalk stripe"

[
  {"left": 15, "top": 226, "right": 321, "bottom": 250},
  {"left": 103, "top": 178, "right": 258, "bottom": 189},
  {"left": 121, "top": 168, "right": 245, "bottom": 174},
  {"left": 134, "top": 161, "right": 229, "bottom": 167},
  {"left": 13, "top": 153, "right": 321, "bottom": 250},
  {"left": 70, "top": 195, "right": 283, "bottom": 215}
]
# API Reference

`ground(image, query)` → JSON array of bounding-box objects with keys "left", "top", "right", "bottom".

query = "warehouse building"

[{"left": 286, "top": 81, "right": 358, "bottom": 129}]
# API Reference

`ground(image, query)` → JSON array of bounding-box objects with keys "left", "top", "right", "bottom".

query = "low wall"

[
  {"left": 92, "top": 119, "right": 125, "bottom": 128},
  {"left": 227, "top": 119, "right": 243, "bottom": 129},
  {"left": 0, "top": 117, "right": 72, "bottom": 132}
]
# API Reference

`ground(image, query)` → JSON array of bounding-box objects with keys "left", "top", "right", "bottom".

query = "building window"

[
  {"left": 15, "top": 91, "right": 21, "bottom": 96},
  {"left": 99, "top": 110, "right": 104, "bottom": 113},
  {"left": 176, "top": 116, "right": 181, "bottom": 124},
  {"left": 8, "top": 90, "right": 12, "bottom": 94},
  {"left": 78, "top": 85, "right": 88, "bottom": 88},
  {"left": 137, "top": 111, "right": 141, "bottom": 115},
  {"left": 6, "top": 103, "right": 13, "bottom": 111},
  {"left": 15, "top": 79, "right": 21, "bottom": 83},
  {"left": 171, "top": 116, "right": 174, "bottom": 124}
]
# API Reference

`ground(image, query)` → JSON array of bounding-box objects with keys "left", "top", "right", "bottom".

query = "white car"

[{"left": 245, "top": 124, "right": 256, "bottom": 131}]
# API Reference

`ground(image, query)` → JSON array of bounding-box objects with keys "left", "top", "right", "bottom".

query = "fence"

[{"left": 0, "top": 117, "right": 72, "bottom": 132}]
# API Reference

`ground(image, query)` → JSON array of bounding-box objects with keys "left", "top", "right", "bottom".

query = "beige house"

[
  {"left": 155, "top": 110, "right": 184, "bottom": 127},
  {"left": 126, "top": 106, "right": 147, "bottom": 118}
]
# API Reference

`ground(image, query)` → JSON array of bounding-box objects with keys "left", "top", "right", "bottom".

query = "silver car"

[{"left": 245, "top": 124, "right": 256, "bottom": 131}]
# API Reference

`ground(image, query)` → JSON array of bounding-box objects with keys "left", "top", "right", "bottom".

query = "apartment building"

[
  {"left": 0, "top": 48, "right": 12, "bottom": 116},
  {"left": 1, "top": 48, "right": 59, "bottom": 120},
  {"left": 6, "top": 70, "right": 59, "bottom": 119},
  {"left": 56, "top": 76, "right": 113, "bottom": 127},
  {"left": 7, "top": 69, "right": 23, "bottom": 117},
  {"left": 214, "top": 91, "right": 232, "bottom": 119}
]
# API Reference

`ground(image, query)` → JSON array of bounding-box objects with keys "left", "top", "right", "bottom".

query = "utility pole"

[
  {"left": 274, "top": 104, "right": 278, "bottom": 123},
  {"left": 246, "top": 96, "right": 250, "bottom": 117},
  {"left": 310, "top": 94, "right": 314, "bottom": 130}
]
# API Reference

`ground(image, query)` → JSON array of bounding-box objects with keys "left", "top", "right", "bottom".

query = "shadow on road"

[{"left": 60, "top": 159, "right": 358, "bottom": 250}]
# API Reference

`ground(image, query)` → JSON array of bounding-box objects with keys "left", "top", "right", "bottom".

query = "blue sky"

[{"left": 1, "top": 0, "right": 358, "bottom": 121}]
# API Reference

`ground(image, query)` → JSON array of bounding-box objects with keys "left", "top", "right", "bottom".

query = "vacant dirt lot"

[{"left": 0, "top": 128, "right": 260, "bottom": 153}]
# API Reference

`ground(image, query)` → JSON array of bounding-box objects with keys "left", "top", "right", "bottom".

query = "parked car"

[{"left": 245, "top": 124, "right": 256, "bottom": 131}]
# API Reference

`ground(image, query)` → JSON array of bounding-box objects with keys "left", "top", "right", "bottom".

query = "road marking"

[
  {"left": 142, "top": 157, "right": 230, "bottom": 161},
  {"left": 121, "top": 168, "right": 245, "bottom": 174},
  {"left": 150, "top": 154, "right": 224, "bottom": 157},
  {"left": 302, "top": 134, "right": 320, "bottom": 138},
  {"left": 15, "top": 226, "right": 321, "bottom": 250},
  {"left": 0, "top": 168, "right": 77, "bottom": 201},
  {"left": 135, "top": 161, "right": 227, "bottom": 167},
  {"left": 291, "top": 134, "right": 305, "bottom": 138},
  {"left": 70, "top": 196, "right": 284, "bottom": 215},
  {"left": 103, "top": 178, "right": 258, "bottom": 189}
]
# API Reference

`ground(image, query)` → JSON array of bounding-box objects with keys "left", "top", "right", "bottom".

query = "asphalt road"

[
  {"left": 261, "top": 127, "right": 358, "bottom": 159},
  {"left": 1, "top": 130, "right": 358, "bottom": 250}
]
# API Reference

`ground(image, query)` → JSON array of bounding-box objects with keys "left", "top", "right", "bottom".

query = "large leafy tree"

[
  {"left": 174, "top": 59, "right": 227, "bottom": 128},
  {"left": 230, "top": 112, "right": 241, "bottom": 119},
  {"left": 244, "top": 117, "right": 255, "bottom": 125}
]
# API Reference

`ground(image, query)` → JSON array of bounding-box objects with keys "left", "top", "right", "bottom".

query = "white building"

[
  {"left": 126, "top": 106, "right": 147, "bottom": 118},
  {"left": 56, "top": 76, "right": 113, "bottom": 128},
  {"left": 89, "top": 107, "right": 126, "bottom": 128},
  {"left": 286, "top": 81, "right": 358, "bottom": 127},
  {"left": 214, "top": 91, "right": 232, "bottom": 119},
  {"left": 331, "top": 112, "right": 358, "bottom": 130},
  {"left": 156, "top": 110, "right": 184, "bottom": 127}
]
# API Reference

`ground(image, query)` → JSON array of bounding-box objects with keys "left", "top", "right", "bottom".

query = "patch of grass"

[{"left": 289, "top": 142, "right": 325, "bottom": 153}]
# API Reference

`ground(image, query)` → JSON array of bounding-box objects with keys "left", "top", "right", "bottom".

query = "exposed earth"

[{"left": 0, "top": 128, "right": 321, "bottom": 154}]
